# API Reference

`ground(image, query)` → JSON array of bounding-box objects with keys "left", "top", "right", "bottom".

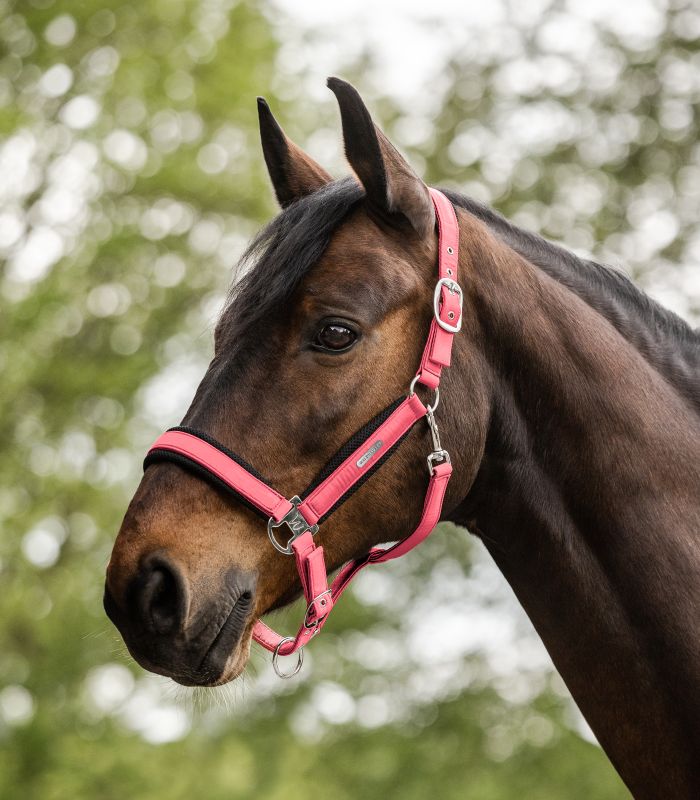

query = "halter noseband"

[{"left": 144, "top": 188, "right": 462, "bottom": 678}]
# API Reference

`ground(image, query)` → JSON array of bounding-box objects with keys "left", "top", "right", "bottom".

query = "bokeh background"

[{"left": 1, "top": 1, "right": 699, "bottom": 797}]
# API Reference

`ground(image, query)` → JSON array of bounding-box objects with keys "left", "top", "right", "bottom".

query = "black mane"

[
  {"left": 219, "top": 178, "right": 363, "bottom": 352},
  {"left": 442, "top": 190, "right": 699, "bottom": 411},
  {"left": 222, "top": 179, "right": 698, "bottom": 409}
]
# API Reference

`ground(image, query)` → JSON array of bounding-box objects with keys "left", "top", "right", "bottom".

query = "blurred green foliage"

[{"left": 2, "top": 0, "right": 698, "bottom": 797}]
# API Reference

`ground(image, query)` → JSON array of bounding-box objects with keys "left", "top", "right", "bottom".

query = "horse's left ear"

[
  {"left": 327, "top": 77, "right": 435, "bottom": 238},
  {"left": 257, "top": 97, "right": 332, "bottom": 208}
]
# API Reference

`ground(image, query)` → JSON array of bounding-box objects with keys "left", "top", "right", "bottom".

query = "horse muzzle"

[{"left": 103, "top": 552, "right": 256, "bottom": 686}]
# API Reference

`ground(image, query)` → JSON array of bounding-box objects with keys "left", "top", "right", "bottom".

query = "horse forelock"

[{"left": 215, "top": 178, "right": 364, "bottom": 356}]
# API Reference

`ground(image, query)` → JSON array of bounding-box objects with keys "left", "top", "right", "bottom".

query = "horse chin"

[
  {"left": 169, "top": 628, "right": 253, "bottom": 687},
  {"left": 208, "top": 630, "right": 254, "bottom": 685}
]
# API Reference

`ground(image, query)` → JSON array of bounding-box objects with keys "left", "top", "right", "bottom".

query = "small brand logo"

[
  {"left": 287, "top": 512, "right": 309, "bottom": 536},
  {"left": 356, "top": 440, "right": 383, "bottom": 469}
]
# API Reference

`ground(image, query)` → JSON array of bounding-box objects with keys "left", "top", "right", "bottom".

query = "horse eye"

[{"left": 314, "top": 323, "right": 357, "bottom": 352}]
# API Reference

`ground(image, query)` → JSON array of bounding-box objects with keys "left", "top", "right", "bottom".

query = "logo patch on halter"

[{"left": 356, "top": 440, "right": 383, "bottom": 468}]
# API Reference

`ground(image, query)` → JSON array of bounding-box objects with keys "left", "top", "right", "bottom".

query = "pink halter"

[{"left": 145, "top": 188, "right": 462, "bottom": 677}]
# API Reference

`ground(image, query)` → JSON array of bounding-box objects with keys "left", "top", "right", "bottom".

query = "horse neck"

[{"left": 448, "top": 216, "right": 700, "bottom": 798}]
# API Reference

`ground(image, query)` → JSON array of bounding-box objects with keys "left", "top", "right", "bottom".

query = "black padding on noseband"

[
  {"left": 143, "top": 398, "right": 413, "bottom": 526},
  {"left": 168, "top": 425, "right": 271, "bottom": 483},
  {"left": 143, "top": 427, "right": 271, "bottom": 520}
]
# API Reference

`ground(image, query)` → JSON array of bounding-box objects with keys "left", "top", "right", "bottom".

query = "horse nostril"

[{"left": 134, "top": 555, "right": 188, "bottom": 635}]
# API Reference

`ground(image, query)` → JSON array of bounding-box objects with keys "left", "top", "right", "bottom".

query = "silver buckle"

[
  {"left": 267, "top": 496, "right": 319, "bottom": 555},
  {"left": 304, "top": 589, "right": 332, "bottom": 630},
  {"left": 433, "top": 277, "right": 463, "bottom": 333}
]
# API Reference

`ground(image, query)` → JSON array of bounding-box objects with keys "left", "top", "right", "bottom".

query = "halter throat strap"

[{"left": 144, "top": 188, "right": 461, "bottom": 677}]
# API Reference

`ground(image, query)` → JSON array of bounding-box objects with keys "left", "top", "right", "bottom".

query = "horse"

[{"left": 104, "top": 78, "right": 700, "bottom": 798}]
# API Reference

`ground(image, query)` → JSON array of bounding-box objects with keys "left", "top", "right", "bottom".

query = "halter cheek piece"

[{"left": 144, "top": 189, "right": 462, "bottom": 678}]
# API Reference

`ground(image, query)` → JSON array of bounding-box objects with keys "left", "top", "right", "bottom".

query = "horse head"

[{"left": 104, "top": 80, "right": 490, "bottom": 686}]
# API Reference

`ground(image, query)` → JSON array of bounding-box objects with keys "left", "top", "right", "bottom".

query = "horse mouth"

[
  {"left": 196, "top": 587, "right": 307, "bottom": 686},
  {"left": 175, "top": 590, "right": 253, "bottom": 686}
]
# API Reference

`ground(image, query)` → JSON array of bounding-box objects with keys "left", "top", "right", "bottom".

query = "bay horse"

[{"left": 105, "top": 79, "right": 700, "bottom": 797}]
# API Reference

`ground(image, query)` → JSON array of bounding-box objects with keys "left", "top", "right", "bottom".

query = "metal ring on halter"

[
  {"left": 267, "top": 496, "right": 319, "bottom": 555},
  {"left": 426, "top": 387, "right": 440, "bottom": 413},
  {"left": 272, "top": 637, "right": 304, "bottom": 678},
  {"left": 408, "top": 376, "right": 440, "bottom": 411}
]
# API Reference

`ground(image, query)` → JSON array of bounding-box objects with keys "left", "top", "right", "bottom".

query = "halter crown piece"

[{"left": 145, "top": 189, "right": 462, "bottom": 678}]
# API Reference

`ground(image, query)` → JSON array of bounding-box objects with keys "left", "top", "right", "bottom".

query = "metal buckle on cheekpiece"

[
  {"left": 304, "top": 589, "right": 332, "bottom": 630},
  {"left": 433, "top": 277, "right": 463, "bottom": 333},
  {"left": 267, "top": 496, "right": 319, "bottom": 555}
]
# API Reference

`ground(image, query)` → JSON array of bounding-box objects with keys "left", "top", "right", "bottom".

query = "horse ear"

[
  {"left": 257, "top": 97, "right": 332, "bottom": 208},
  {"left": 327, "top": 77, "right": 435, "bottom": 238}
]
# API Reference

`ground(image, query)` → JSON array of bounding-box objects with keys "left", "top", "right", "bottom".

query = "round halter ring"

[
  {"left": 272, "top": 637, "right": 304, "bottom": 679},
  {"left": 408, "top": 375, "right": 440, "bottom": 412}
]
